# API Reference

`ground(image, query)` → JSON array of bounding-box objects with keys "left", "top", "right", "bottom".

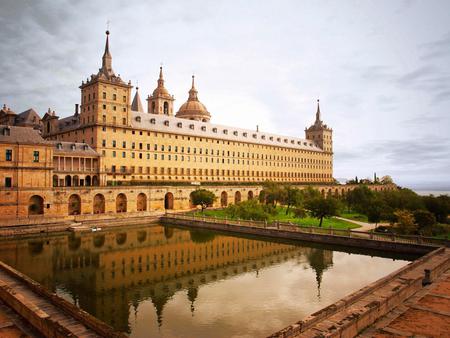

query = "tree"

[
  {"left": 422, "top": 195, "right": 450, "bottom": 224},
  {"left": 380, "top": 175, "right": 393, "bottom": 185},
  {"left": 305, "top": 196, "right": 340, "bottom": 227},
  {"left": 280, "top": 186, "right": 302, "bottom": 215},
  {"left": 259, "top": 181, "right": 283, "bottom": 206},
  {"left": 190, "top": 189, "right": 216, "bottom": 213},
  {"left": 366, "top": 197, "right": 386, "bottom": 225},
  {"left": 300, "top": 186, "right": 321, "bottom": 203},
  {"left": 413, "top": 210, "right": 436, "bottom": 235},
  {"left": 226, "top": 199, "right": 270, "bottom": 221},
  {"left": 394, "top": 210, "right": 416, "bottom": 235},
  {"left": 345, "top": 185, "right": 374, "bottom": 214}
]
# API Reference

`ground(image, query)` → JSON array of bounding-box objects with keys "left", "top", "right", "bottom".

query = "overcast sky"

[{"left": 1, "top": 0, "right": 449, "bottom": 189}]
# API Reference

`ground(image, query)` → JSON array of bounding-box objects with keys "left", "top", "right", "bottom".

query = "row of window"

[
  {"left": 82, "top": 92, "right": 127, "bottom": 104},
  {"left": 3, "top": 149, "right": 39, "bottom": 162},
  {"left": 109, "top": 165, "right": 331, "bottom": 178}
]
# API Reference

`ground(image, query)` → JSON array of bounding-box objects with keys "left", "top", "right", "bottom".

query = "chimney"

[{"left": 75, "top": 104, "right": 79, "bottom": 115}]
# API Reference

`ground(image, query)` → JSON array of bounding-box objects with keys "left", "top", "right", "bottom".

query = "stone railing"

[{"left": 163, "top": 212, "right": 450, "bottom": 248}]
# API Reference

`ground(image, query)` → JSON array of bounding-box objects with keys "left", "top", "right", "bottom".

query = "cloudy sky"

[{"left": 1, "top": 0, "right": 449, "bottom": 189}]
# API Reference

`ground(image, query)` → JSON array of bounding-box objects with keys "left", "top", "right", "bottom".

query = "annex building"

[{"left": 0, "top": 30, "right": 374, "bottom": 224}]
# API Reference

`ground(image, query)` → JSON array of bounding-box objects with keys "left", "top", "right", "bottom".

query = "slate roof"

[
  {"left": 51, "top": 141, "right": 99, "bottom": 156},
  {"left": 0, "top": 125, "right": 49, "bottom": 145}
]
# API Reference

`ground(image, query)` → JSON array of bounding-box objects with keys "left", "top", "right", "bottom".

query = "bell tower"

[
  {"left": 147, "top": 66, "right": 175, "bottom": 115},
  {"left": 305, "top": 100, "right": 333, "bottom": 153},
  {"left": 79, "top": 30, "right": 132, "bottom": 130}
]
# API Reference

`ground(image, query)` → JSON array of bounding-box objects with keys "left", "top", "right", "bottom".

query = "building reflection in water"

[{"left": 0, "top": 225, "right": 333, "bottom": 333}]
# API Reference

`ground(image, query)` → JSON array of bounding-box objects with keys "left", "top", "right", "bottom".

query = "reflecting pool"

[{"left": 0, "top": 224, "right": 417, "bottom": 337}]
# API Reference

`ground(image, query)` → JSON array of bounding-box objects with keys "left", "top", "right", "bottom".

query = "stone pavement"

[
  {"left": 0, "top": 299, "right": 39, "bottom": 337},
  {"left": 334, "top": 216, "right": 388, "bottom": 232},
  {"left": 361, "top": 266, "right": 450, "bottom": 337}
]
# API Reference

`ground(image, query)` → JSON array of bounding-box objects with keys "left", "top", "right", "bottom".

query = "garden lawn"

[{"left": 191, "top": 207, "right": 358, "bottom": 230}]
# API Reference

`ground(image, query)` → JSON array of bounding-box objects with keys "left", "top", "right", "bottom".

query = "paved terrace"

[{"left": 0, "top": 261, "right": 125, "bottom": 338}]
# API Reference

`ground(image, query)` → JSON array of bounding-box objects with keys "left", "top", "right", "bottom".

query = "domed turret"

[
  {"left": 147, "top": 66, "right": 175, "bottom": 115},
  {"left": 176, "top": 76, "right": 211, "bottom": 122}
]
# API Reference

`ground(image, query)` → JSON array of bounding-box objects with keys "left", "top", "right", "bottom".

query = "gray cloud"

[{"left": 1, "top": 0, "right": 450, "bottom": 188}]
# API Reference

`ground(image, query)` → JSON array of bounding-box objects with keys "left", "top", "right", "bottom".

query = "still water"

[{"left": 0, "top": 225, "right": 416, "bottom": 337}]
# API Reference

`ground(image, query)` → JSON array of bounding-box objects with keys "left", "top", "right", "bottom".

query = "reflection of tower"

[
  {"left": 150, "top": 291, "right": 171, "bottom": 327},
  {"left": 306, "top": 249, "right": 333, "bottom": 298},
  {"left": 187, "top": 286, "right": 198, "bottom": 316}
]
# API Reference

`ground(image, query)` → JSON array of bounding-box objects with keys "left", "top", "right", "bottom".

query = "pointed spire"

[
  {"left": 188, "top": 75, "right": 198, "bottom": 101},
  {"left": 131, "top": 87, "right": 144, "bottom": 113},
  {"left": 315, "top": 99, "right": 321, "bottom": 123},
  {"left": 157, "top": 66, "right": 164, "bottom": 88},
  {"left": 101, "top": 30, "right": 114, "bottom": 77}
]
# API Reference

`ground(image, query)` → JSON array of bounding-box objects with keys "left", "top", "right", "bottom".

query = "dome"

[{"left": 175, "top": 76, "right": 211, "bottom": 122}]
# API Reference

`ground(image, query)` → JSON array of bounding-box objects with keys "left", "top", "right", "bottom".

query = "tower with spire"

[
  {"left": 175, "top": 75, "right": 211, "bottom": 122},
  {"left": 305, "top": 99, "right": 333, "bottom": 153},
  {"left": 147, "top": 66, "right": 175, "bottom": 116},
  {"left": 78, "top": 30, "right": 132, "bottom": 144}
]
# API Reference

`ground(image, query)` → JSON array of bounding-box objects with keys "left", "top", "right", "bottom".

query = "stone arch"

[
  {"left": 334, "top": 188, "right": 339, "bottom": 197},
  {"left": 164, "top": 192, "right": 174, "bottom": 210},
  {"left": 93, "top": 235, "right": 105, "bottom": 248},
  {"left": 65, "top": 175, "right": 72, "bottom": 187},
  {"left": 163, "top": 101, "right": 169, "bottom": 115},
  {"left": 93, "top": 194, "right": 105, "bottom": 214},
  {"left": 221, "top": 191, "right": 228, "bottom": 207},
  {"left": 327, "top": 189, "right": 332, "bottom": 197},
  {"left": 73, "top": 175, "right": 79, "bottom": 187},
  {"left": 28, "top": 195, "right": 44, "bottom": 216},
  {"left": 137, "top": 193, "right": 147, "bottom": 211},
  {"left": 92, "top": 175, "right": 99, "bottom": 186},
  {"left": 137, "top": 230, "right": 147, "bottom": 242},
  {"left": 85, "top": 175, "right": 91, "bottom": 186},
  {"left": 68, "top": 234, "right": 81, "bottom": 251},
  {"left": 116, "top": 233, "right": 127, "bottom": 245},
  {"left": 116, "top": 193, "right": 127, "bottom": 213},
  {"left": 28, "top": 241, "right": 44, "bottom": 255},
  {"left": 68, "top": 194, "right": 81, "bottom": 215},
  {"left": 52, "top": 175, "right": 58, "bottom": 187},
  {"left": 321, "top": 189, "right": 325, "bottom": 196},
  {"left": 234, "top": 191, "right": 241, "bottom": 204},
  {"left": 189, "top": 191, "right": 195, "bottom": 209},
  {"left": 247, "top": 191, "right": 254, "bottom": 200}
]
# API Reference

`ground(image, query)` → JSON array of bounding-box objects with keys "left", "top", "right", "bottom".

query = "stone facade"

[{"left": 0, "top": 30, "right": 394, "bottom": 224}]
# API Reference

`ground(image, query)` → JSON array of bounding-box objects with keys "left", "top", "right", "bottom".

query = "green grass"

[{"left": 191, "top": 207, "right": 358, "bottom": 230}]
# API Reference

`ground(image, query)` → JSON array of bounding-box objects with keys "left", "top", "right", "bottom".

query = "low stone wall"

[
  {"left": 161, "top": 217, "right": 437, "bottom": 255},
  {"left": 268, "top": 247, "right": 450, "bottom": 337},
  {"left": 0, "top": 261, "right": 126, "bottom": 337}
]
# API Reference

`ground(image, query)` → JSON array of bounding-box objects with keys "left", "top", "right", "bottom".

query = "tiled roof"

[
  {"left": 0, "top": 125, "right": 49, "bottom": 145},
  {"left": 130, "top": 111, "right": 323, "bottom": 152},
  {"left": 51, "top": 141, "right": 100, "bottom": 156}
]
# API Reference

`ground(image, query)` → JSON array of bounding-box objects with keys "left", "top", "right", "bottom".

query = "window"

[
  {"left": 103, "top": 92, "right": 106, "bottom": 99},
  {"left": 33, "top": 151, "right": 39, "bottom": 162},
  {"left": 123, "top": 96, "right": 126, "bottom": 102},
  {"left": 122, "top": 141, "right": 126, "bottom": 148},
  {"left": 113, "top": 94, "right": 117, "bottom": 100},
  {"left": 5, "top": 177, "right": 12, "bottom": 188},
  {"left": 122, "top": 118, "right": 126, "bottom": 125},
  {"left": 5, "top": 149, "right": 12, "bottom": 161}
]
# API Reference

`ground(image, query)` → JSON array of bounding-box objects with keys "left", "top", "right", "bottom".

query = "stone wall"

[{"left": 0, "top": 183, "right": 393, "bottom": 225}]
